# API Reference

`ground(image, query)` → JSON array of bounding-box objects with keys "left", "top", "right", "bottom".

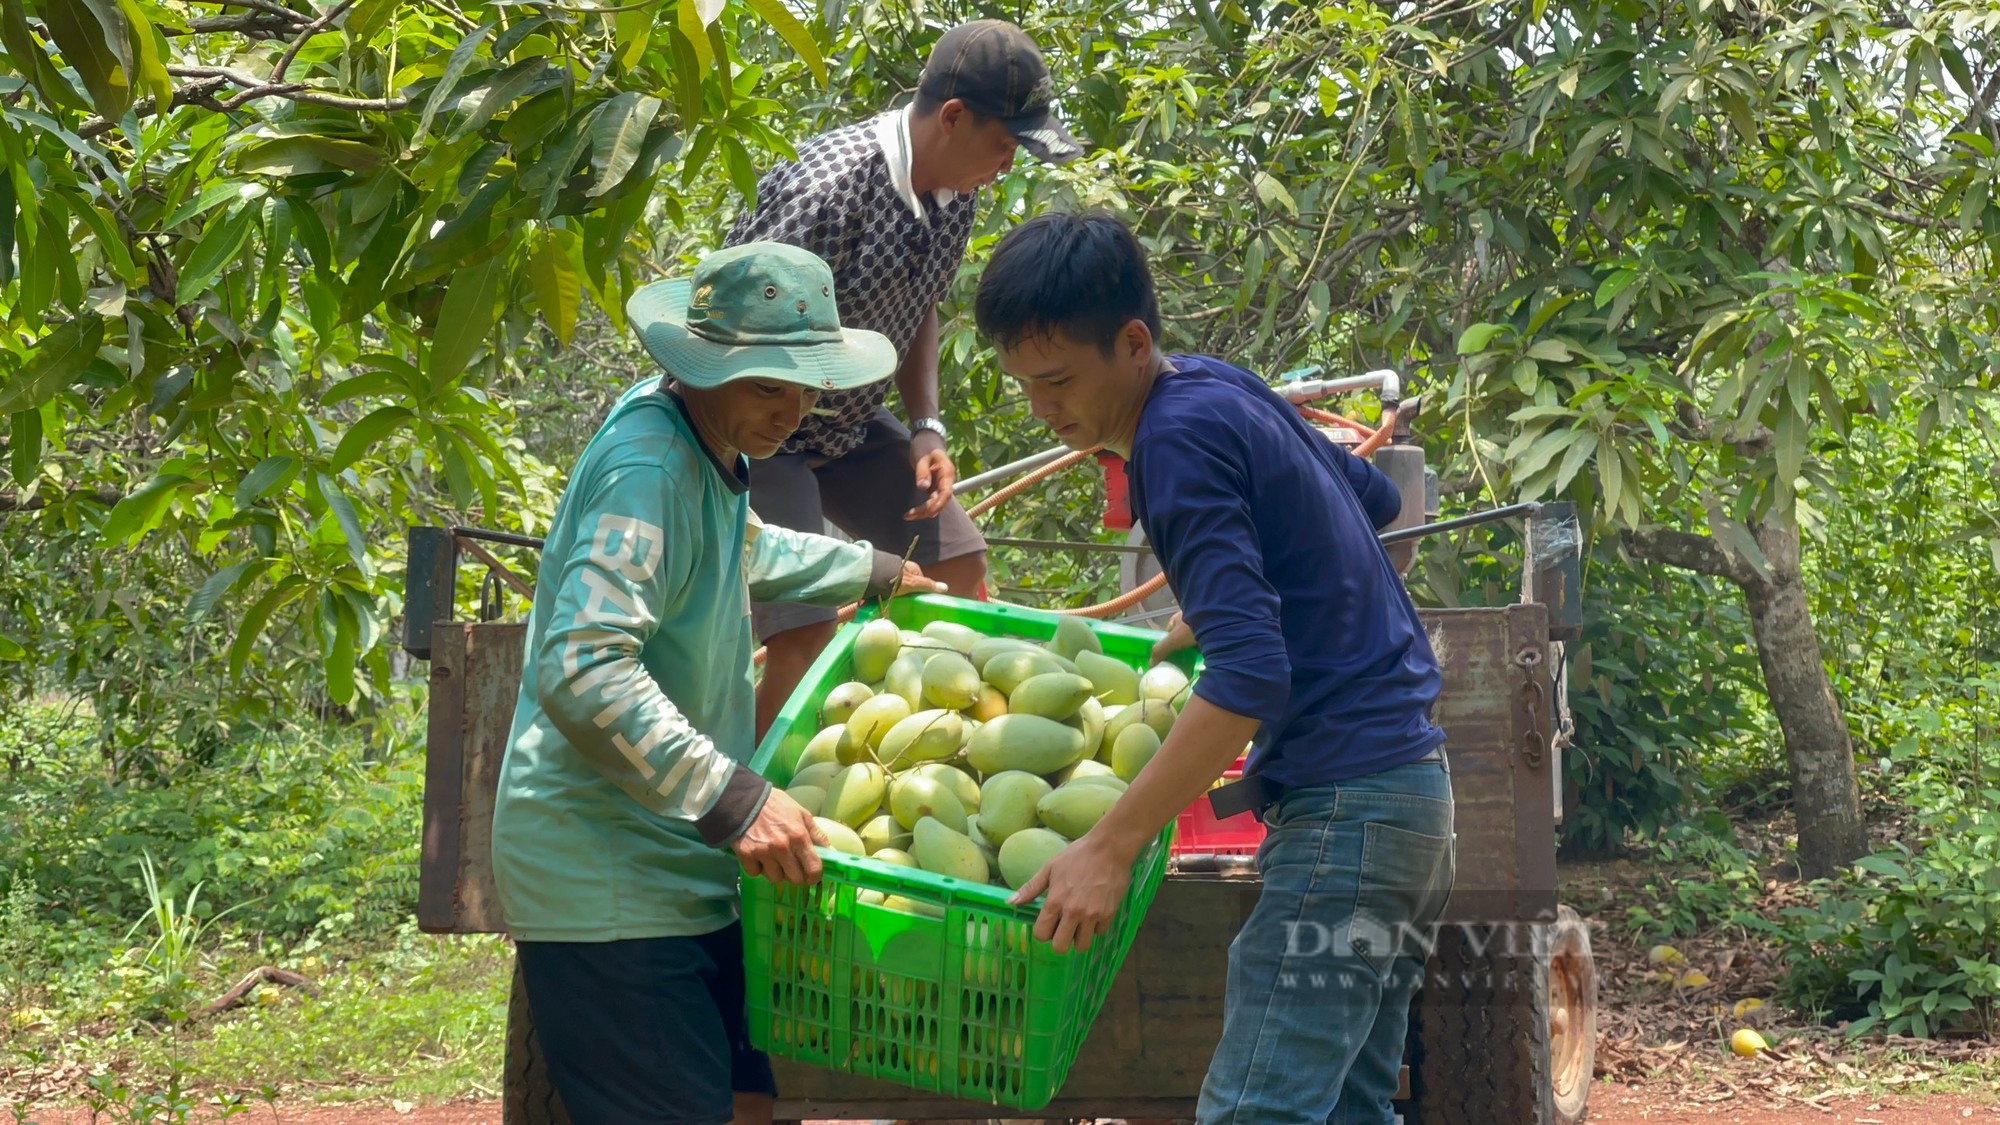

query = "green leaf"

[
  {"left": 448, "top": 57, "right": 563, "bottom": 142},
  {"left": 1709, "top": 516, "right": 1772, "bottom": 582},
  {"left": 428, "top": 255, "right": 508, "bottom": 386},
  {"left": 1853, "top": 854, "right": 1909, "bottom": 881},
  {"left": 444, "top": 422, "right": 501, "bottom": 522},
  {"left": 324, "top": 594, "right": 357, "bottom": 706},
  {"left": 1958, "top": 176, "right": 1989, "bottom": 236},
  {"left": 1507, "top": 404, "right": 1576, "bottom": 423},
  {"left": 1551, "top": 431, "right": 1599, "bottom": 494},
  {"left": 234, "top": 454, "right": 297, "bottom": 507},
  {"left": 187, "top": 559, "right": 265, "bottom": 619},
  {"left": 587, "top": 92, "right": 662, "bottom": 198},
  {"left": 175, "top": 205, "right": 256, "bottom": 304},
  {"left": 343, "top": 0, "right": 398, "bottom": 42},
  {"left": 0, "top": 633, "right": 23, "bottom": 660},
  {"left": 227, "top": 575, "right": 306, "bottom": 681},
  {"left": 1526, "top": 339, "right": 1572, "bottom": 363},
  {"left": 330, "top": 404, "right": 414, "bottom": 472},
  {"left": 0, "top": 315, "right": 102, "bottom": 414},
  {"left": 1, "top": 0, "right": 91, "bottom": 113},
  {"left": 527, "top": 106, "right": 604, "bottom": 218},
  {"left": 7, "top": 408, "right": 39, "bottom": 483},
  {"left": 1253, "top": 171, "right": 1297, "bottom": 216},
  {"left": 1456, "top": 322, "right": 1508, "bottom": 355},
  {"left": 1593, "top": 269, "right": 1639, "bottom": 310},
  {"left": 676, "top": 0, "right": 714, "bottom": 78},
  {"left": 613, "top": 1, "right": 655, "bottom": 68},
  {"left": 420, "top": 20, "right": 496, "bottom": 137},
  {"left": 42, "top": 0, "right": 129, "bottom": 119},
  {"left": 322, "top": 367, "right": 411, "bottom": 406},
  {"left": 315, "top": 471, "right": 368, "bottom": 570},
  {"left": 741, "top": 0, "right": 826, "bottom": 84},
  {"left": 116, "top": 0, "right": 167, "bottom": 111},
  {"left": 1511, "top": 428, "right": 1584, "bottom": 481},
  {"left": 530, "top": 225, "right": 583, "bottom": 344},
  {"left": 440, "top": 429, "right": 476, "bottom": 508},
  {"left": 236, "top": 136, "right": 383, "bottom": 177},
  {"left": 0, "top": 149, "right": 13, "bottom": 289},
  {"left": 162, "top": 181, "right": 263, "bottom": 231},
  {"left": 101, "top": 472, "right": 190, "bottom": 545},
  {"left": 720, "top": 134, "right": 758, "bottom": 201},
  {"left": 1775, "top": 400, "right": 1805, "bottom": 489}
]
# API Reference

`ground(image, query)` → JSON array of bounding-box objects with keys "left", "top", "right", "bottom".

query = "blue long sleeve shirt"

[{"left": 1128, "top": 355, "right": 1445, "bottom": 788}]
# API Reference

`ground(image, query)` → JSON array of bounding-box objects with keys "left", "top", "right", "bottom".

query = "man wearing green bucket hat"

[{"left": 492, "top": 241, "right": 943, "bottom": 1125}]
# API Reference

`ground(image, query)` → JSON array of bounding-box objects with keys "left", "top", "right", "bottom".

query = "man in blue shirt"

[{"left": 977, "top": 211, "right": 1456, "bottom": 1125}]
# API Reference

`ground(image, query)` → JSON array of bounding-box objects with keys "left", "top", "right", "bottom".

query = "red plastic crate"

[{"left": 1172, "top": 757, "right": 1265, "bottom": 857}]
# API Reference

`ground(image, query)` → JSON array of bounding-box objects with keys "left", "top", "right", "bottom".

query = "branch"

[
  {"left": 1625, "top": 526, "right": 1759, "bottom": 588},
  {"left": 170, "top": 13, "right": 305, "bottom": 38},
  {"left": 270, "top": 0, "right": 358, "bottom": 84},
  {"left": 1855, "top": 197, "right": 1949, "bottom": 231},
  {"left": 132, "top": 65, "right": 413, "bottom": 116},
  {"left": 77, "top": 76, "right": 231, "bottom": 138},
  {"left": 0, "top": 487, "right": 124, "bottom": 512},
  {"left": 198, "top": 966, "right": 317, "bottom": 1017},
  {"left": 201, "top": 0, "right": 312, "bottom": 19},
  {"left": 1949, "top": 67, "right": 2000, "bottom": 141},
  {"left": 418, "top": 0, "right": 479, "bottom": 33}
]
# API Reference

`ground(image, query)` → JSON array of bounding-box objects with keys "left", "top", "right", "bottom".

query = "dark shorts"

[
  {"left": 516, "top": 924, "right": 777, "bottom": 1125},
  {"left": 749, "top": 408, "right": 986, "bottom": 642}
]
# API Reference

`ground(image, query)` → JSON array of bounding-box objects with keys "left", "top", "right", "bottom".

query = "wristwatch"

[{"left": 911, "top": 417, "right": 949, "bottom": 442}]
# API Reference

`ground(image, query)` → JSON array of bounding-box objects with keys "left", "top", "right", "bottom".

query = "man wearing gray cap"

[{"left": 728, "top": 19, "right": 1084, "bottom": 738}]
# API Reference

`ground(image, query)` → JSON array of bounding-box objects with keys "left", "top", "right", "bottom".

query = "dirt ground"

[{"left": 14, "top": 1089, "right": 2000, "bottom": 1125}]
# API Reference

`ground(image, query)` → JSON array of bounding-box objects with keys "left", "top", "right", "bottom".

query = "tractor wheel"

[
  {"left": 1547, "top": 905, "right": 1598, "bottom": 1123},
  {"left": 1401, "top": 905, "right": 1597, "bottom": 1125},
  {"left": 503, "top": 954, "right": 572, "bottom": 1125}
]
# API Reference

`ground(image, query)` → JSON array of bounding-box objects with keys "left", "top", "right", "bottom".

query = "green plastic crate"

[{"left": 741, "top": 595, "right": 1181, "bottom": 1110}]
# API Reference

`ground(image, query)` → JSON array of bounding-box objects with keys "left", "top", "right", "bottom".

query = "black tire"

[
  {"left": 504, "top": 954, "right": 573, "bottom": 1125},
  {"left": 1401, "top": 906, "right": 1596, "bottom": 1125}
]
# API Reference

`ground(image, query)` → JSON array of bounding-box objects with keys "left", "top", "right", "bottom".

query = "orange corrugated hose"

[
  {"left": 752, "top": 401, "right": 1402, "bottom": 659},
  {"left": 1297, "top": 405, "right": 1377, "bottom": 437},
  {"left": 964, "top": 447, "right": 1096, "bottom": 519}
]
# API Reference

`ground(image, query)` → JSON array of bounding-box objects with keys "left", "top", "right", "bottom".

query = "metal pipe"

[
  {"left": 954, "top": 446, "right": 1075, "bottom": 496},
  {"left": 452, "top": 525, "right": 546, "bottom": 549},
  {"left": 985, "top": 536, "right": 1153, "bottom": 555},
  {"left": 1280, "top": 368, "right": 1400, "bottom": 405},
  {"left": 1376, "top": 502, "right": 1542, "bottom": 545}
]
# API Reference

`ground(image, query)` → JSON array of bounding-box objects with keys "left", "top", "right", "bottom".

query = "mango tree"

[
  {"left": 1021, "top": 0, "right": 1998, "bottom": 877},
  {"left": 0, "top": 0, "right": 821, "bottom": 747}
]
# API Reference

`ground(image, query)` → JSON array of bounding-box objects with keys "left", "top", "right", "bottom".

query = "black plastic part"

[
  {"left": 403, "top": 526, "right": 457, "bottom": 660},
  {"left": 1528, "top": 501, "right": 1583, "bottom": 642}
]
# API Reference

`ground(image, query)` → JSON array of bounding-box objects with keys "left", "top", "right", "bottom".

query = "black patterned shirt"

[{"left": 724, "top": 109, "right": 979, "bottom": 458}]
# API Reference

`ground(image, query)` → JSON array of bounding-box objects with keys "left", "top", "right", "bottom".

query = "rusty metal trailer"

[{"left": 404, "top": 494, "right": 1598, "bottom": 1123}]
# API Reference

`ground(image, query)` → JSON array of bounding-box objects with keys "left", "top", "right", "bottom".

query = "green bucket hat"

[{"left": 626, "top": 242, "right": 897, "bottom": 391}]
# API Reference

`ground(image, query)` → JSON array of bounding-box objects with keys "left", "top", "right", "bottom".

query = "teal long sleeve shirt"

[{"left": 492, "top": 377, "right": 896, "bottom": 942}]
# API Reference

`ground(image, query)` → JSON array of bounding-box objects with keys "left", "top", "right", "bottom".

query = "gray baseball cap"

[{"left": 918, "top": 20, "right": 1083, "bottom": 164}]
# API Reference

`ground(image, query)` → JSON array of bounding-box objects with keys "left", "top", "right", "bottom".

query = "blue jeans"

[{"left": 1196, "top": 755, "right": 1456, "bottom": 1125}]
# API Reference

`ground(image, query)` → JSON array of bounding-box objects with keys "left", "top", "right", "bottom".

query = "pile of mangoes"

[{"left": 781, "top": 615, "right": 1194, "bottom": 908}]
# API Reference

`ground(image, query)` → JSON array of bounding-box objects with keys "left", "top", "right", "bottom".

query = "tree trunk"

[
  {"left": 1626, "top": 516, "right": 1866, "bottom": 879},
  {"left": 1742, "top": 515, "right": 1867, "bottom": 879}
]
